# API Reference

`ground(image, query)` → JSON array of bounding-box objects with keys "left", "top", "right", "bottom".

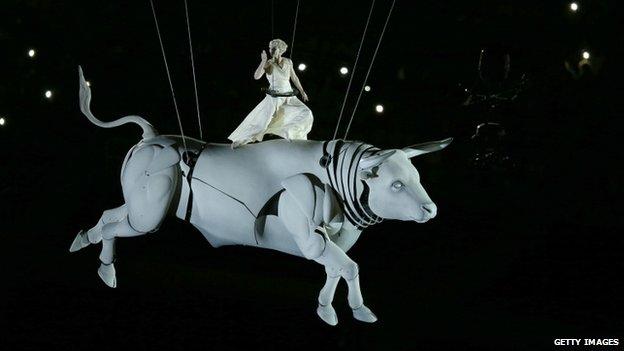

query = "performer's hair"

[{"left": 269, "top": 39, "right": 288, "bottom": 53}]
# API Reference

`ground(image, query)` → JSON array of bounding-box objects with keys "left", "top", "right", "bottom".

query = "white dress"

[{"left": 228, "top": 58, "right": 313, "bottom": 145}]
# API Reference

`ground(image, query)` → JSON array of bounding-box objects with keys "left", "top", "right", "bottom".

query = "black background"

[{"left": 1, "top": 1, "right": 622, "bottom": 349}]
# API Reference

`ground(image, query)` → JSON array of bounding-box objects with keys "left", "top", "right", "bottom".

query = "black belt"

[{"left": 264, "top": 87, "right": 300, "bottom": 97}]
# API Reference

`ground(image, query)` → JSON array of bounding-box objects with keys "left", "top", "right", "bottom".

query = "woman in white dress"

[{"left": 228, "top": 39, "right": 313, "bottom": 148}]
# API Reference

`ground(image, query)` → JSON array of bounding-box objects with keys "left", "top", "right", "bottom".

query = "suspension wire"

[
  {"left": 268, "top": 0, "right": 276, "bottom": 90},
  {"left": 149, "top": 0, "right": 189, "bottom": 153},
  {"left": 289, "top": 0, "right": 300, "bottom": 60},
  {"left": 332, "top": 0, "right": 376, "bottom": 141},
  {"left": 184, "top": 0, "right": 203, "bottom": 140},
  {"left": 271, "top": 0, "right": 275, "bottom": 38},
  {"left": 343, "top": 0, "right": 395, "bottom": 140},
  {"left": 270, "top": 0, "right": 275, "bottom": 93}
]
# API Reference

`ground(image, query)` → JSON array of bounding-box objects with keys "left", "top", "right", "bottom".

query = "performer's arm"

[
  {"left": 254, "top": 50, "right": 270, "bottom": 80},
  {"left": 290, "top": 62, "right": 309, "bottom": 101}
]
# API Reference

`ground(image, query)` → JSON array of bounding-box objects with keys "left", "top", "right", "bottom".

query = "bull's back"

[
  {"left": 194, "top": 139, "right": 325, "bottom": 213},
  {"left": 187, "top": 139, "right": 326, "bottom": 250}
]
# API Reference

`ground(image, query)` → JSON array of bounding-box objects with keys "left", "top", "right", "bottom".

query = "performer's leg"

[
  {"left": 280, "top": 98, "right": 313, "bottom": 140},
  {"left": 229, "top": 96, "right": 278, "bottom": 146}
]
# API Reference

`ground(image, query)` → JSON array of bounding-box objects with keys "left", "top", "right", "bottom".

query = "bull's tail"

[{"left": 78, "top": 66, "right": 157, "bottom": 139}]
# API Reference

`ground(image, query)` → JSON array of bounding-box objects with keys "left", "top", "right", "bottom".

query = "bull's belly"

[{"left": 187, "top": 179, "right": 305, "bottom": 258}]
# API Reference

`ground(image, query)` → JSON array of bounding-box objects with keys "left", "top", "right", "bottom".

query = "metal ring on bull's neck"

[{"left": 321, "top": 140, "right": 384, "bottom": 230}]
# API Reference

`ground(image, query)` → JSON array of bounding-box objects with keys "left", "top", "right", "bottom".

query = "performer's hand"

[
  {"left": 301, "top": 92, "right": 309, "bottom": 102},
  {"left": 261, "top": 50, "right": 267, "bottom": 62}
]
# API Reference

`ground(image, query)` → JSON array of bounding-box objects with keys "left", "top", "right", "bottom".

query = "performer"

[{"left": 228, "top": 39, "right": 313, "bottom": 148}]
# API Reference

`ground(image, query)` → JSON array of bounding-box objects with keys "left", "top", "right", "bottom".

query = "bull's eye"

[{"left": 391, "top": 181, "right": 404, "bottom": 191}]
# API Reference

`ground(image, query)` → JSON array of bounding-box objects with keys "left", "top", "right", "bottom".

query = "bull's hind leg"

[
  {"left": 94, "top": 170, "right": 176, "bottom": 288},
  {"left": 70, "top": 205, "right": 127, "bottom": 252},
  {"left": 97, "top": 216, "right": 144, "bottom": 288},
  {"left": 95, "top": 180, "right": 174, "bottom": 288},
  {"left": 90, "top": 143, "right": 179, "bottom": 288}
]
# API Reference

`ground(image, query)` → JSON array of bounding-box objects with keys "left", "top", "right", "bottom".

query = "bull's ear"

[
  {"left": 403, "top": 137, "right": 453, "bottom": 158},
  {"left": 359, "top": 149, "right": 396, "bottom": 171}
]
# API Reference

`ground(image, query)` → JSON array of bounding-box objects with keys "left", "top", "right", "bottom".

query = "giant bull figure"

[{"left": 70, "top": 67, "right": 452, "bottom": 325}]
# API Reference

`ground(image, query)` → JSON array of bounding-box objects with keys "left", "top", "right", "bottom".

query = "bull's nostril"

[{"left": 421, "top": 203, "right": 436, "bottom": 216}]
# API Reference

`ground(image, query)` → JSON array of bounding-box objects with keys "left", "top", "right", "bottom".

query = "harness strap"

[{"left": 182, "top": 145, "right": 204, "bottom": 222}]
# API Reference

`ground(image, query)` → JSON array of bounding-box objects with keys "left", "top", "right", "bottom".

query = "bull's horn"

[
  {"left": 402, "top": 137, "right": 453, "bottom": 158},
  {"left": 359, "top": 150, "right": 396, "bottom": 170}
]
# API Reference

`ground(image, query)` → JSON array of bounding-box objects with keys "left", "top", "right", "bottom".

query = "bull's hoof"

[
  {"left": 69, "top": 230, "right": 90, "bottom": 252},
  {"left": 98, "top": 262, "right": 117, "bottom": 288},
  {"left": 352, "top": 304, "right": 377, "bottom": 323},
  {"left": 317, "top": 304, "right": 338, "bottom": 326}
]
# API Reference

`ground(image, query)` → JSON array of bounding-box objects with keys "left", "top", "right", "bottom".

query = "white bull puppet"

[{"left": 70, "top": 67, "right": 452, "bottom": 325}]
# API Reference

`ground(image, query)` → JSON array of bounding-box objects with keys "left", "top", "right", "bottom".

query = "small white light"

[
  {"left": 28, "top": 49, "right": 36, "bottom": 58},
  {"left": 297, "top": 63, "right": 307, "bottom": 71},
  {"left": 339, "top": 66, "right": 349, "bottom": 75},
  {"left": 86, "top": 81, "right": 91, "bottom": 87},
  {"left": 375, "top": 104, "right": 384, "bottom": 113},
  {"left": 0, "top": 117, "right": 5, "bottom": 126},
  {"left": 570, "top": 2, "right": 579, "bottom": 11},
  {"left": 364, "top": 85, "right": 371, "bottom": 92},
  {"left": 45, "top": 90, "right": 53, "bottom": 99},
  {"left": 582, "top": 51, "right": 590, "bottom": 59}
]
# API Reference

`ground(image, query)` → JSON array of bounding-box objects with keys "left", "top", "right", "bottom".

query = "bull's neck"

[{"left": 318, "top": 140, "right": 384, "bottom": 230}]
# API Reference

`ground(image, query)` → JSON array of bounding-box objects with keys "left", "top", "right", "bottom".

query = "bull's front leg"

[
  {"left": 317, "top": 265, "right": 340, "bottom": 325},
  {"left": 315, "top": 240, "right": 377, "bottom": 324},
  {"left": 279, "top": 174, "right": 376, "bottom": 325},
  {"left": 315, "top": 226, "right": 374, "bottom": 325},
  {"left": 280, "top": 207, "right": 376, "bottom": 325}
]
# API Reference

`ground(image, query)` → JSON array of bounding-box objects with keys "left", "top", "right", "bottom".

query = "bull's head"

[{"left": 359, "top": 138, "right": 452, "bottom": 223}]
